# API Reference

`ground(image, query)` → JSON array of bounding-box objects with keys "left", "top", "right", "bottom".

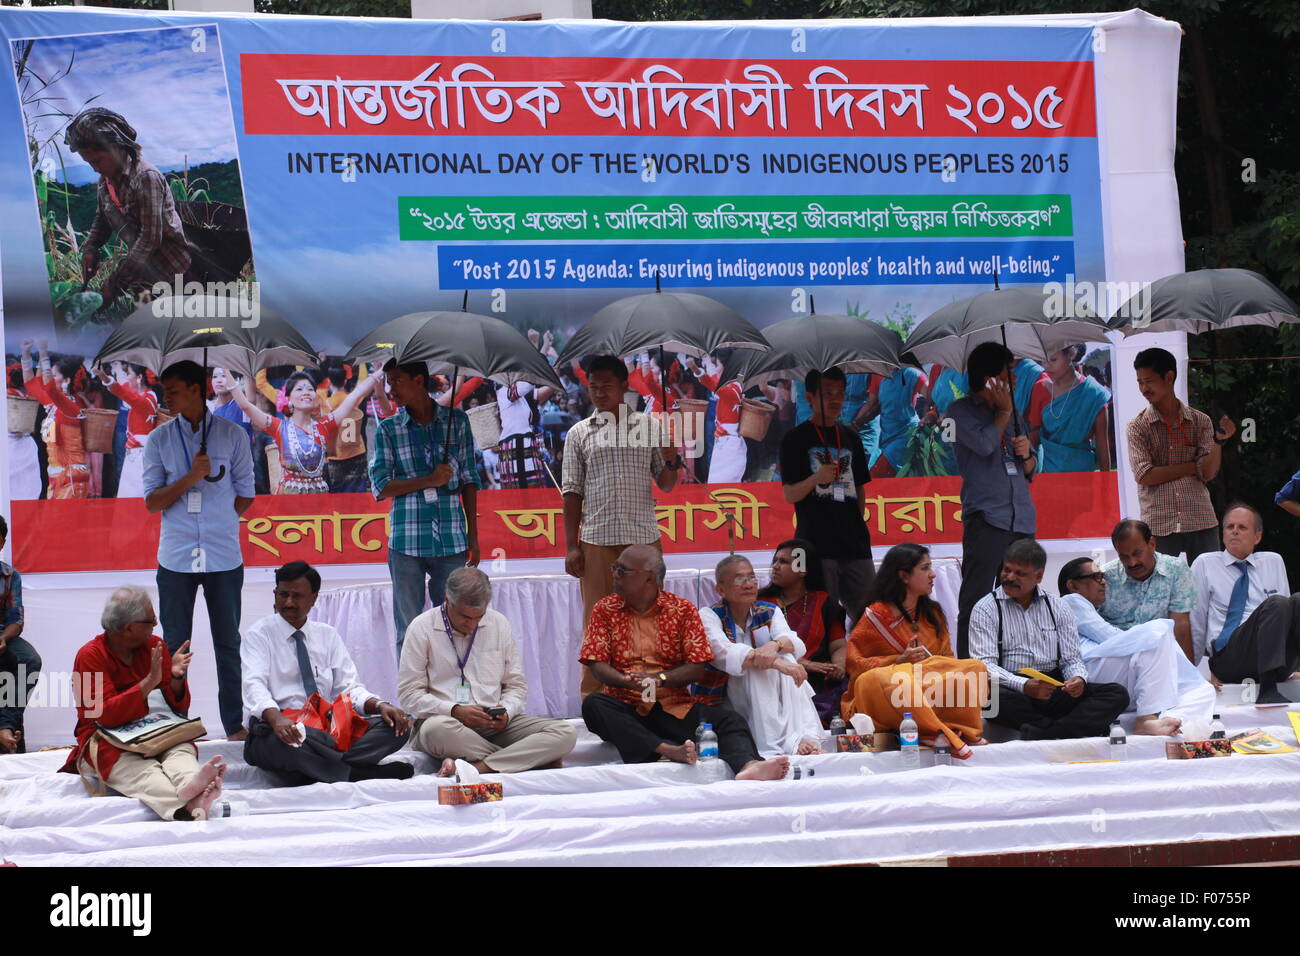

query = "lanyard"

[
  {"left": 409, "top": 416, "right": 438, "bottom": 471},
  {"left": 811, "top": 421, "right": 842, "bottom": 479},
  {"left": 1161, "top": 414, "right": 1195, "bottom": 448},
  {"left": 441, "top": 604, "right": 478, "bottom": 683}
]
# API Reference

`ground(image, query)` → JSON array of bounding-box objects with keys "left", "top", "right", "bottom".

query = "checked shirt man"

[{"left": 371, "top": 360, "right": 480, "bottom": 657}]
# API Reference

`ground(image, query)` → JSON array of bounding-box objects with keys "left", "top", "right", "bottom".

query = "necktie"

[
  {"left": 1214, "top": 561, "right": 1251, "bottom": 653},
  {"left": 292, "top": 629, "right": 318, "bottom": 697}
]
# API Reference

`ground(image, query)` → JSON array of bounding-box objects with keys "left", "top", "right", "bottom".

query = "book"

[
  {"left": 1018, "top": 667, "right": 1064, "bottom": 686},
  {"left": 1229, "top": 728, "right": 1297, "bottom": 755},
  {"left": 1164, "top": 739, "right": 1232, "bottom": 759}
]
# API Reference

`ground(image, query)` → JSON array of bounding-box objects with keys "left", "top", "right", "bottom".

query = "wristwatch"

[{"left": 655, "top": 671, "right": 668, "bottom": 684}]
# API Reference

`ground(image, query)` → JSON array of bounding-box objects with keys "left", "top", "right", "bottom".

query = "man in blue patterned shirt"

[
  {"left": 370, "top": 361, "right": 480, "bottom": 656},
  {"left": 1099, "top": 519, "right": 1197, "bottom": 662}
]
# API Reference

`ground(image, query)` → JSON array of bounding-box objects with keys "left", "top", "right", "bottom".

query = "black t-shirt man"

[{"left": 779, "top": 368, "right": 875, "bottom": 623}]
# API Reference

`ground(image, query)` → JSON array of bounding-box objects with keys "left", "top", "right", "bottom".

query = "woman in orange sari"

[
  {"left": 842, "top": 543, "right": 988, "bottom": 758},
  {"left": 22, "top": 341, "right": 90, "bottom": 499}
]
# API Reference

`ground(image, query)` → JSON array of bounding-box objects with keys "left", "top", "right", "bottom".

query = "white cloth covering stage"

[{"left": 1, "top": 697, "right": 1297, "bottom": 867}]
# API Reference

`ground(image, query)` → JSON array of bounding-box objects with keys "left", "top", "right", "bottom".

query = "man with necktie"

[
  {"left": 1191, "top": 503, "right": 1300, "bottom": 704},
  {"left": 242, "top": 561, "right": 413, "bottom": 785}
]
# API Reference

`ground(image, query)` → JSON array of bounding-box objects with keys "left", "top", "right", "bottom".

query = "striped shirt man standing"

[{"left": 969, "top": 538, "right": 1128, "bottom": 740}]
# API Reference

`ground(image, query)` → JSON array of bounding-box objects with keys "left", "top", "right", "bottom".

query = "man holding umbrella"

[
  {"left": 371, "top": 360, "right": 480, "bottom": 657},
  {"left": 143, "top": 360, "right": 256, "bottom": 739},
  {"left": 563, "top": 356, "right": 683, "bottom": 696},
  {"left": 948, "top": 342, "right": 1038, "bottom": 658}
]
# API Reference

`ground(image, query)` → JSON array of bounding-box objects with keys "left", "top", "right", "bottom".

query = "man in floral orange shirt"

[{"left": 579, "top": 544, "right": 789, "bottom": 780}]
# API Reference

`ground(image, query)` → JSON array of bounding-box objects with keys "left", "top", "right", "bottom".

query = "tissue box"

[
  {"left": 1164, "top": 739, "right": 1232, "bottom": 760},
  {"left": 835, "top": 732, "right": 898, "bottom": 753},
  {"left": 437, "top": 782, "right": 504, "bottom": 805}
]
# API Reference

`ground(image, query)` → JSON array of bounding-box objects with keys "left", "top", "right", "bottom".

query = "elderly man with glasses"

[
  {"left": 579, "top": 544, "right": 790, "bottom": 780},
  {"left": 1059, "top": 557, "right": 1214, "bottom": 733},
  {"left": 699, "top": 554, "right": 824, "bottom": 757},
  {"left": 399, "top": 566, "right": 577, "bottom": 775}
]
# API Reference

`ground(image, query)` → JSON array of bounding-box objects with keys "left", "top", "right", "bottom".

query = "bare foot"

[
  {"left": 186, "top": 777, "right": 223, "bottom": 821},
  {"left": 1133, "top": 715, "right": 1182, "bottom": 736},
  {"left": 437, "top": 757, "right": 457, "bottom": 778},
  {"left": 226, "top": 729, "right": 248, "bottom": 742},
  {"left": 656, "top": 740, "right": 697, "bottom": 765},
  {"left": 0, "top": 729, "right": 19, "bottom": 754},
  {"left": 796, "top": 738, "right": 823, "bottom": 755},
  {"left": 178, "top": 755, "right": 225, "bottom": 803},
  {"left": 736, "top": 755, "right": 790, "bottom": 781}
]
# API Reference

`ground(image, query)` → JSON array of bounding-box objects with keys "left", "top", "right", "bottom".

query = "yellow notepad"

[
  {"left": 1288, "top": 711, "right": 1300, "bottom": 745},
  {"left": 1019, "top": 668, "right": 1064, "bottom": 686}
]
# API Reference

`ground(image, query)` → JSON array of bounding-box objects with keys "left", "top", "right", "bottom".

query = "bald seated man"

[{"left": 579, "top": 544, "right": 789, "bottom": 780}]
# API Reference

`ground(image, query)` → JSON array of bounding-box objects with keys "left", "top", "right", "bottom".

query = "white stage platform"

[{"left": 1, "top": 694, "right": 1297, "bottom": 867}]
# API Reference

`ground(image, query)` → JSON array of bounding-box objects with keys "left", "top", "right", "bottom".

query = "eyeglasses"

[
  {"left": 1069, "top": 572, "right": 1106, "bottom": 584},
  {"left": 729, "top": 574, "right": 759, "bottom": 587},
  {"left": 133, "top": 618, "right": 158, "bottom": 627},
  {"left": 612, "top": 564, "right": 651, "bottom": 577}
]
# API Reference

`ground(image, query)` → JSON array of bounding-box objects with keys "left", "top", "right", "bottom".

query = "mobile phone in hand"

[{"left": 486, "top": 707, "right": 506, "bottom": 718}]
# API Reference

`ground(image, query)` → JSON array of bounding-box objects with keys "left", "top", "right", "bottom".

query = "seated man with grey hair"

[
  {"left": 60, "top": 586, "right": 227, "bottom": 820},
  {"left": 700, "top": 553, "right": 824, "bottom": 756},
  {"left": 580, "top": 544, "right": 790, "bottom": 780},
  {"left": 399, "top": 567, "right": 577, "bottom": 775}
]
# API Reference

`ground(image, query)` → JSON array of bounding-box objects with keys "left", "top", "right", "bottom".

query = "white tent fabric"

[{"left": 1, "top": 700, "right": 1295, "bottom": 867}]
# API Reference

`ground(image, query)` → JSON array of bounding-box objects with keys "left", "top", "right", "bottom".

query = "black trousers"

[
  {"left": 244, "top": 715, "right": 409, "bottom": 786},
  {"left": 582, "top": 693, "right": 761, "bottom": 774},
  {"left": 957, "top": 512, "right": 1032, "bottom": 658},
  {"left": 1156, "top": 527, "right": 1220, "bottom": 565},
  {"left": 1211, "top": 593, "right": 1300, "bottom": 686},
  {"left": 989, "top": 673, "right": 1129, "bottom": 740}
]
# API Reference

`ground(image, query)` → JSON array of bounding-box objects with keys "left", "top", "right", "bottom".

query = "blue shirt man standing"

[{"left": 143, "top": 360, "right": 255, "bottom": 738}]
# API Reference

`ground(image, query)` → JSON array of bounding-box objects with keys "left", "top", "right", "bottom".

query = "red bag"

[{"left": 283, "top": 693, "right": 370, "bottom": 752}]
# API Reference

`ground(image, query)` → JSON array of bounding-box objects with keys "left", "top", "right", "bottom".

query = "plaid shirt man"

[
  {"left": 370, "top": 406, "right": 477, "bottom": 557},
  {"left": 562, "top": 408, "right": 667, "bottom": 547},
  {"left": 1126, "top": 402, "right": 1217, "bottom": 537},
  {"left": 85, "top": 157, "right": 192, "bottom": 293}
]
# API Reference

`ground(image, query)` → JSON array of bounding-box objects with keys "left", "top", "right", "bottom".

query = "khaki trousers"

[
  {"left": 414, "top": 715, "right": 577, "bottom": 773},
  {"left": 578, "top": 539, "right": 662, "bottom": 695},
  {"left": 85, "top": 745, "right": 200, "bottom": 821}
]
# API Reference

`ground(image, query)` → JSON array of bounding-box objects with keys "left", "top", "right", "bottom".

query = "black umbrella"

[
  {"left": 1107, "top": 267, "right": 1300, "bottom": 405},
  {"left": 717, "top": 302, "right": 903, "bottom": 389},
  {"left": 345, "top": 297, "right": 563, "bottom": 460},
  {"left": 95, "top": 295, "right": 317, "bottom": 481},
  {"left": 903, "top": 282, "right": 1110, "bottom": 459},
  {"left": 556, "top": 276, "right": 769, "bottom": 428}
]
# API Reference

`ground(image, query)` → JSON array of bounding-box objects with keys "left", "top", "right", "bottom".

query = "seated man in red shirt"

[{"left": 580, "top": 544, "right": 789, "bottom": 780}]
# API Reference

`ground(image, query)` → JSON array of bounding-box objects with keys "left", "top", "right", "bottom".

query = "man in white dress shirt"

[
  {"left": 698, "top": 555, "right": 824, "bottom": 757},
  {"left": 243, "top": 561, "right": 413, "bottom": 785},
  {"left": 398, "top": 567, "right": 577, "bottom": 775},
  {"left": 1191, "top": 503, "right": 1300, "bottom": 704},
  {"left": 1058, "top": 557, "right": 1214, "bottom": 733},
  {"left": 969, "top": 539, "right": 1128, "bottom": 739}
]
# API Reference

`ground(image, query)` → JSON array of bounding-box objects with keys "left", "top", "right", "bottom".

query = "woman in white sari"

[{"left": 699, "top": 555, "right": 824, "bottom": 757}]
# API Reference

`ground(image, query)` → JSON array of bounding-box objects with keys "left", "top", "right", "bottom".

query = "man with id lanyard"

[
  {"left": 779, "top": 367, "right": 875, "bottom": 625},
  {"left": 371, "top": 359, "right": 480, "bottom": 657},
  {"left": 948, "top": 342, "right": 1037, "bottom": 658},
  {"left": 143, "top": 360, "right": 255, "bottom": 740},
  {"left": 398, "top": 567, "right": 576, "bottom": 774}
]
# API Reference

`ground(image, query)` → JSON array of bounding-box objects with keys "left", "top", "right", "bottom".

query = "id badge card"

[
  {"left": 186, "top": 489, "right": 203, "bottom": 513},
  {"left": 832, "top": 480, "right": 846, "bottom": 502},
  {"left": 1003, "top": 452, "right": 1018, "bottom": 476},
  {"left": 423, "top": 487, "right": 437, "bottom": 503},
  {"left": 455, "top": 681, "right": 472, "bottom": 705}
]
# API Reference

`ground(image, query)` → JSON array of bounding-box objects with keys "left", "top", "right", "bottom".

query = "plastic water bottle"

[
  {"left": 1109, "top": 721, "right": 1127, "bottom": 761},
  {"left": 697, "top": 723, "right": 723, "bottom": 782},
  {"left": 829, "top": 715, "right": 847, "bottom": 737},
  {"left": 934, "top": 733, "right": 952, "bottom": 767},
  {"left": 1209, "top": 713, "right": 1227, "bottom": 740},
  {"left": 899, "top": 713, "right": 920, "bottom": 768}
]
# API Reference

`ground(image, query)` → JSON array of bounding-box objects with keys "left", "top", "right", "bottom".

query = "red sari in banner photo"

[{"left": 13, "top": 474, "right": 1119, "bottom": 573}]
